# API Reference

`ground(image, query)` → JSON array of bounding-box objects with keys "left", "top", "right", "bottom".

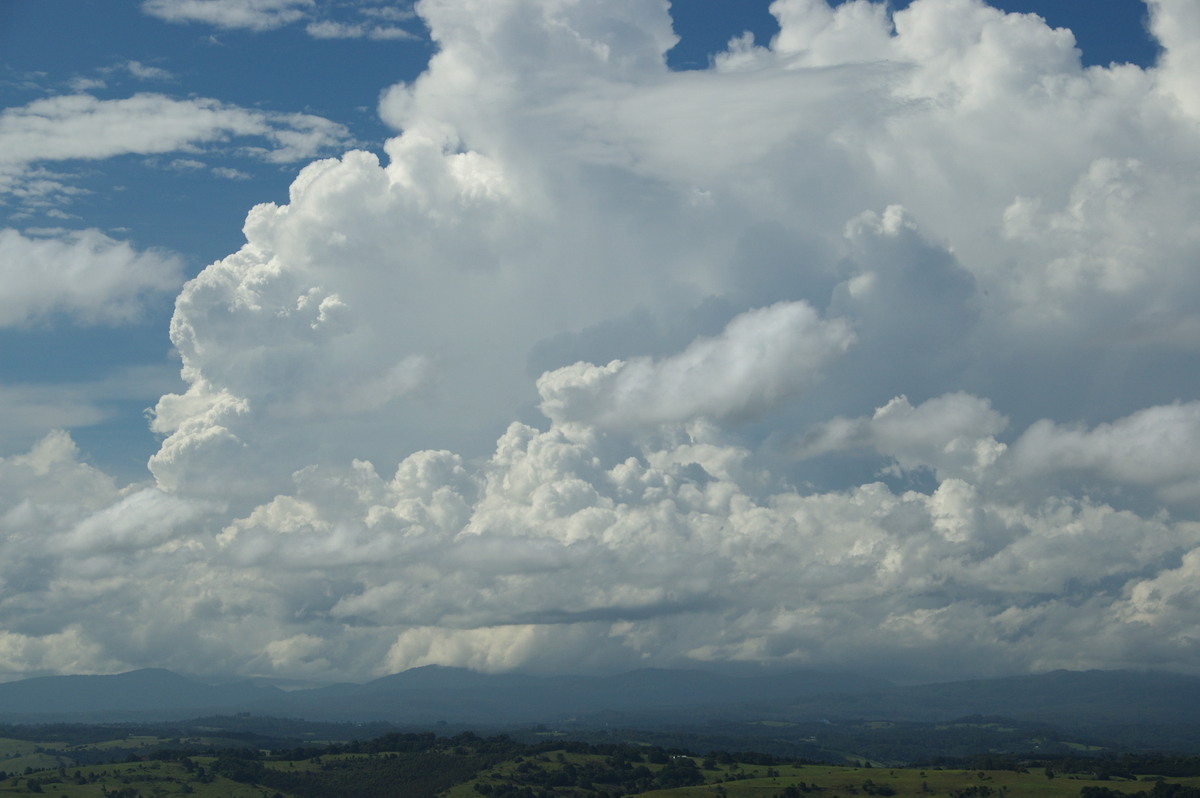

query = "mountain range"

[{"left": 0, "top": 666, "right": 1197, "bottom": 731}]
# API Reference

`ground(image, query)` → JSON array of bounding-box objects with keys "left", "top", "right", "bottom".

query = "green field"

[
  {"left": 633, "top": 763, "right": 1198, "bottom": 797},
  {"left": 448, "top": 756, "right": 1200, "bottom": 798},
  {"left": 0, "top": 760, "right": 268, "bottom": 797},
  {"left": 0, "top": 726, "right": 1196, "bottom": 798}
]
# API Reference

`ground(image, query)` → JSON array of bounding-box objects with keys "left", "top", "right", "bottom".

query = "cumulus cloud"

[
  {"left": 4, "top": 0, "right": 1200, "bottom": 684},
  {"left": 1010, "top": 402, "right": 1200, "bottom": 505},
  {"left": 538, "top": 302, "right": 854, "bottom": 430},
  {"left": 794, "top": 392, "right": 1008, "bottom": 481},
  {"left": 127, "top": 0, "right": 1200, "bottom": 678}
]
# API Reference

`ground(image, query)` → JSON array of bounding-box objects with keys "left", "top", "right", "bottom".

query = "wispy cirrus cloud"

[
  {"left": 0, "top": 365, "right": 185, "bottom": 454},
  {"left": 141, "top": 0, "right": 421, "bottom": 40},
  {"left": 305, "top": 20, "right": 418, "bottom": 41},
  {"left": 0, "top": 92, "right": 350, "bottom": 167},
  {"left": 0, "top": 92, "right": 351, "bottom": 207},
  {"left": 141, "top": 0, "right": 315, "bottom": 32},
  {"left": 123, "top": 60, "right": 174, "bottom": 81}
]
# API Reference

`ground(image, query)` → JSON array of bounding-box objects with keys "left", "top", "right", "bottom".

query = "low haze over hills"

[{"left": 2, "top": 666, "right": 1198, "bottom": 737}]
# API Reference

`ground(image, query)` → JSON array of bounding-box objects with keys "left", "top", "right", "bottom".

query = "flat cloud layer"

[{"left": 3, "top": 0, "right": 1200, "bottom": 683}]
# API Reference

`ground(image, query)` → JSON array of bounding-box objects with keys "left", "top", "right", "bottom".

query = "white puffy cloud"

[
  {"left": 1010, "top": 402, "right": 1200, "bottom": 505},
  {"left": 129, "top": 0, "right": 1200, "bottom": 679},
  {"left": 795, "top": 392, "right": 1008, "bottom": 481},
  {"left": 5, "top": 400, "right": 1200, "bottom": 682},
  {"left": 0, "top": 431, "right": 119, "bottom": 510},
  {"left": 1118, "top": 546, "right": 1200, "bottom": 640},
  {"left": 4, "top": 0, "right": 1200, "bottom": 684},
  {"left": 150, "top": 408, "right": 1197, "bottom": 681},
  {"left": 1148, "top": 0, "right": 1200, "bottom": 118},
  {"left": 0, "top": 229, "right": 183, "bottom": 327},
  {"left": 798, "top": 393, "right": 1200, "bottom": 512},
  {"left": 537, "top": 302, "right": 854, "bottom": 431}
]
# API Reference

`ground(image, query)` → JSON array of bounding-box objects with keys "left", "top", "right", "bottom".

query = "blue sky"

[
  {"left": 1, "top": 0, "right": 1199, "bottom": 684},
  {"left": 1, "top": 0, "right": 428, "bottom": 476}
]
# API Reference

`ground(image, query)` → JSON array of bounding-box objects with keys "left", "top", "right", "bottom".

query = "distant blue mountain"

[
  {"left": 0, "top": 665, "right": 1197, "bottom": 730},
  {"left": 0, "top": 668, "right": 283, "bottom": 719},
  {"left": 266, "top": 665, "right": 893, "bottom": 723}
]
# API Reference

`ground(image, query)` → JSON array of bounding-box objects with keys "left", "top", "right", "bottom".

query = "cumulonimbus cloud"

[{"left": 2, "top": 0, "right": 1200, "bottom": 684}]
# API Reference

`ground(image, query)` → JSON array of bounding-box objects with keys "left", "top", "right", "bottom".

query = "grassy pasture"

[
  {"left": 0, "top": 760, "right": 270, "bottom": 797},
  {"left": 0, "top": 732, "right": 1196, "bottom": 798},
  {"left": 0, "top": 740, "right": 43, "bottom": 758},
  {"left": 637, "top": 763, "right": 1200, "bottom": 797},
  {"left": 0, "top": 738, "right": 72, "bottom": 776}
]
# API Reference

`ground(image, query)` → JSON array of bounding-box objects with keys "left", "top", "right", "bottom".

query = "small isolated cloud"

[
  {"left": 305, "top": 20, "right": 418, "bottom": 41},
  {"left": 141, "top": 0, "right": 314, "bottom": 31},
  {"left": 124, "top": 60, "right": 173, "bottom": 81},
  {"left": 0, "top": 228, "right": 183, "bottom": 327},
  {"left": 66, "top": 77, "right": 106, "bottom": 92},
  {"left": 211, "top": 166, "right": 251, "bottom": 180}
]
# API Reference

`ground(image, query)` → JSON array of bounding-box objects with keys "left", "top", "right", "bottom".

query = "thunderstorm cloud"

[{"left": 2, "top": 0, "right": 1200, "bottom": 684}]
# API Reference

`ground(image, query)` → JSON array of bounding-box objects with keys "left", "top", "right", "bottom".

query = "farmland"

[{"left": 0, "top": 725, "right": 1197, "bottom": 798}]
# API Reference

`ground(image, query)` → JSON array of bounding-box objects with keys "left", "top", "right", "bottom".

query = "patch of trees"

[
  {"left": 200, "top": 731, "right": 784, "bottom": 798},
  {"left": 1016, "top": 754, "right": 1200, "bottom": 780},
  {"left": 202, "top": 733, "right": 520, "bottom": 798},
  {"left": 473, "top": 751, "right": 705, "bottom": 795},
  {"left": 1081, "top": 782, "right": 1200, "bottom": 798}
]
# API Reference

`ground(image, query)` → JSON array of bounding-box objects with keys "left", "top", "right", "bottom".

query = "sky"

[{"left": 0, "top": 0, "right": 1197, "bottom": 687}]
